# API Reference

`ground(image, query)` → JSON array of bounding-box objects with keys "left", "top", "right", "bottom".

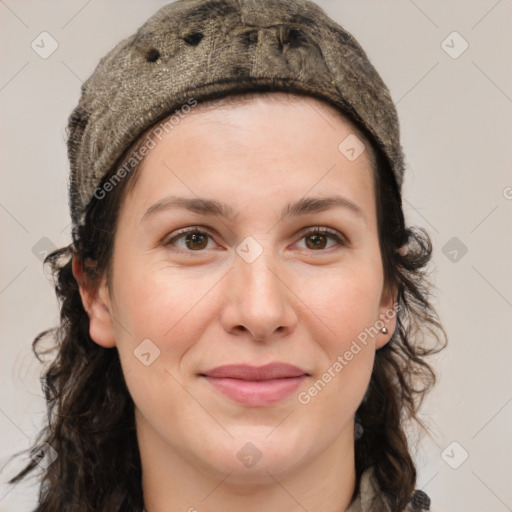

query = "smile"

[{"left": 201, "top": 363, "right": 309, "bottom": 406}]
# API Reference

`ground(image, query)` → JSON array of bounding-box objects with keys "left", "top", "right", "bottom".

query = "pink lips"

[{"left": 201, "top": 363, "right": 309, "bottom": 406}]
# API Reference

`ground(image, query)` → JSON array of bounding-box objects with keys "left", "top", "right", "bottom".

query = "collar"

[{"left": 346, "top": 466, "right": 431, "bottom": 512}]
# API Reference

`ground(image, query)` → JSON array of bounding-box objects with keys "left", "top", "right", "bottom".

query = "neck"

[{"left": 138, "top": 413, "right": 357, "bottom": 512}]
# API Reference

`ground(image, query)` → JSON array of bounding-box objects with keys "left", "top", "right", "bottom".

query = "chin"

[{"left": 198, "top": 430, "right": 308, "bottom": 482}]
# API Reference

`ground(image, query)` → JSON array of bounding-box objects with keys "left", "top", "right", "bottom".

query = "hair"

[{"left": 6, "top": 91, "right": 447, "bottom": 512}]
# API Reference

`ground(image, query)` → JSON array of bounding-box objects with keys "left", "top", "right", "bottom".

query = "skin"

[{"left": 73, "top": 93, "right": 397, "bottom": 512}]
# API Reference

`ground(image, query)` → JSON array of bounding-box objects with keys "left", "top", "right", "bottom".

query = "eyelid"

[
  {"left": 295, "top": 226, "right": 350, "bottom": 247},
  {"left": 164, "top": 225, "right": 218, "bottom": 247}
]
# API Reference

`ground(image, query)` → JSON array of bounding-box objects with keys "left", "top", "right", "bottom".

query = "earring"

[
  {"left": 381, "top": 327, "right": 388, "bottom": 334},
  {"left": 355, "top": 418, "right": 364, "bottom": 440}
]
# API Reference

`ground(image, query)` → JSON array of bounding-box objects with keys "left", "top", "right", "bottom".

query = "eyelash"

[{"left": 164, "top": 226, "right": 348, "bottom": 255}]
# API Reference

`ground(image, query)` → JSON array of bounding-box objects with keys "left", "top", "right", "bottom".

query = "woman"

[{"left": 9, "top": 0, "right": 447, "bottom": 510}]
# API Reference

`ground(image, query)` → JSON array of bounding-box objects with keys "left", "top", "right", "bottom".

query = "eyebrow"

[{"left": 141, "top": 194, "right": 365, "bottom": 223}]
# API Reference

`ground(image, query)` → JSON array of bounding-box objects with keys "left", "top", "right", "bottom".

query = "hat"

[{"left": 67, "top": 0, "right": 405, "bottom": 229}]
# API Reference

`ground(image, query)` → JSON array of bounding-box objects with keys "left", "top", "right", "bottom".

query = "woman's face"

[{"left": 80, "top": 93, "right": 396, "bottom": 482}]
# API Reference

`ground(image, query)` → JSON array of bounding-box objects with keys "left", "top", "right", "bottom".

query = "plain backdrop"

[{"left": 1, "top": 1, "right": 511, "bottom": 511}]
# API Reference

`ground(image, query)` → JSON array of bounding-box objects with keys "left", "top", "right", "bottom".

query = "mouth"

[{"left": 199, "top": 363, "right": 310, "bottom": 407}]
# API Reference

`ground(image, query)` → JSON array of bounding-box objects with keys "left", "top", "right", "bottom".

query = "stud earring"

[
  {"left": 355, "top": 417, "right": 364, "bottom": 440},
  {"left": 381, "top": 327, "right": 388, "bottom": 334}
]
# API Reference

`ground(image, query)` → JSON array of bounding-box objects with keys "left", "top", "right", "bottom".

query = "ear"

[
  {"left": 72, "top": 256, "right": 116, "bottom": 348},
  {"left": 375, "top": 283, "right": 399, "bottom": 350}
]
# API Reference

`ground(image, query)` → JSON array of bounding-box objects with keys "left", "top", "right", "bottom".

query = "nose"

[{"left": 220, "top": 243, "right": 298, "bottom": 342}]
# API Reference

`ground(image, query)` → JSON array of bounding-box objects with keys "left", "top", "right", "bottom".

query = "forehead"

[
  {"left": 120, "top": 92, "right": 377, "bottom": 223},
  {"left": 124, "top": 91, "right": 376, "bottom": 180},
  {"left": 194, "top": 91, "right": 374, "bottom": 154}
]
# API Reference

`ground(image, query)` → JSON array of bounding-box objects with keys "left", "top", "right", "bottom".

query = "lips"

[
  {"left": 200, "top": 363, "right": 309, "bottom": 406},
  {"left": 202, "top": 363, "right": 308, "bottom": 380}
]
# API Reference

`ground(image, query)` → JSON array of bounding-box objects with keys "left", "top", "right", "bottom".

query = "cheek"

[
  {"left": 303, "top": 260, "right": 384, "bottom": 343},
  {"left": 298, "top": 256, "right": 383, "bottom": 393},
  {"left": 110, "top": 265, "right": 208, "bottom": 427},
  {"left": 295, "top": 267, "right": 380, "bottom": 427},
  {"left": 110, "top": 260, "right": 222, "bottom": 363},
  {"left": 113, "top": 254, "right": 185, "bottom": 330}
]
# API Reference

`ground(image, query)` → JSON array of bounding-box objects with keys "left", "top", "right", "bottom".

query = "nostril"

[
  {"left": 183, "top": 32, "right": 204, "bottom": 46},
  {"left": 145, "top": 48, "right": 160, "bottom": 62}
]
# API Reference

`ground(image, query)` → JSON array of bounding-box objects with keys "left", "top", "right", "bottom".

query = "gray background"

[{"left": 1, "top": 1, "right": 511, "bottom": 511}]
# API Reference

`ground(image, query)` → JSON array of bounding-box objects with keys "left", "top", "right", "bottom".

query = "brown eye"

[
  {"left": 298, "top": 227, "right": 347, "bottom": 252},
  {"left": 166, "top": 228, "right": 214, "bottom": 251},
  {"left": 305, "top": 232, "right": 329, "bottom": 250},
  {"left": 183, "top": 231, "right": 209, "bottom": 250}
]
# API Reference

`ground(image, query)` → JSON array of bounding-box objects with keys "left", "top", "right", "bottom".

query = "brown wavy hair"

[{"left": 6, "top": 92, "right": 447, "bottom": 512}]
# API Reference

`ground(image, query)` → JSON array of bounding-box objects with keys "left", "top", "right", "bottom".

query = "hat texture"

[{"left": 67, "top": 0, "right": 405, "bottom": 228}]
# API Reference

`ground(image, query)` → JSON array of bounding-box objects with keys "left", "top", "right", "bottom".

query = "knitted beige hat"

[{"left": 67, "top": 0, "right": 405, "bottom": 229}]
